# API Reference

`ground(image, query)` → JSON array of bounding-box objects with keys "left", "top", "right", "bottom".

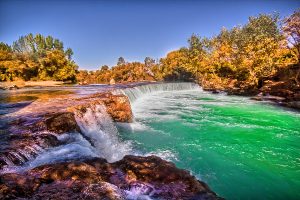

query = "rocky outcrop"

[
  {"left": 199, "top": 65, "right": 300, "bottom": 110},
  {"left": 0, "top": 92, "right": 133, "bottom": 170},
  {"left": 200, "top": 77, "right": 259, "bottom": 96},
  {"left": 89, "top": 93, "right": 133, "bottom": 123},
  {"left": 69, "top": 92, "right": 133, "bottom": 123},
  {"left": 35, "top": 112, "right": 81, "bottom": 134},
  {"left": 0, "top": 156, "right": 221, "bottom": 200},
  {"left": 0, "top": 85, "right": 221, "bottom": 199},
  {"left": 0, "top": 111, "right": 83, "bottom": 169},
  {"left": 245, "top": 64, "right": 300, "bottom": 109},
  {"left": 0, "top": 133, "right": 59, "bottom": 169}
]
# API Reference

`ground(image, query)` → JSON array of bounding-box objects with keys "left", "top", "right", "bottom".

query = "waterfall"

[
  {"left": 74, "top": 104, "right": 132, "bottom": 162},
  {"left": 0, "top": 132, "right": 56, "bottom": 169},
  {"left": 116, "top": 82, "right": 201, "bottom": 103},
  {"left": 0, "top": 82, "right": 200, "bottom": 173}
]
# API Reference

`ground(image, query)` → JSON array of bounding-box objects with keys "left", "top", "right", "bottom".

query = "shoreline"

[
  {"left": 0, "top": 81, "right": 68, "bottom": 90},
  {"left": 1, "top": 79, "right": 299, "bottom": 111}
]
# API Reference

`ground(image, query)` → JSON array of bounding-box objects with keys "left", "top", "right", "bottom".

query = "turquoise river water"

[{"left": 117, "top": 85, "right": 300, "bottom": 199}]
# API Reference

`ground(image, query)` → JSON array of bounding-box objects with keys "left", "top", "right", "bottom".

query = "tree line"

[
  {"left": 0, "top": 34, "right": 78, "bottom": 82},
  {"left": 1, "top": 10, "right": 299, "bottom": 91},
  {"left": 77, "top": 10, "right": 299, "bottom": 93}
]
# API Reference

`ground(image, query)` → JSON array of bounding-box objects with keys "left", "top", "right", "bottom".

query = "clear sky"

[{"left": 0, "top": 0, "right": 299, "bottom": 70}]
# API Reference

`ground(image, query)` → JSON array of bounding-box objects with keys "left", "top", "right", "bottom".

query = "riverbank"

[
  {"left": 199, "top": 65, "right": 300, "bottom": 110},
  {"left": 0, "top": 81, "right": 66, "bottom": 90}
]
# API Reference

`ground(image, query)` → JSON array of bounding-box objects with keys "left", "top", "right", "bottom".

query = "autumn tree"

[{"left": 0, "top": 33, "right": 77, "bottom": 82}]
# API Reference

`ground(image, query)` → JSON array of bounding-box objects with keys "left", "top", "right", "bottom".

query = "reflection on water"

[
  {"left": 0, "top": 95, "right": 38, "bottom": 104},
  {"left": 0, "top": 89, "right": 75, "bottom": 118},
  {"left": 0, "top": 90, "right": 74, "bottom": 104}
]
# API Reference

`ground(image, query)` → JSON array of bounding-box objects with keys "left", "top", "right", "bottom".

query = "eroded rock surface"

[
  {"left": 250, "top": 80, "right": 300, "bottom": 110},
  {"left": 0, "top": 84, "right": 221, "bottom": 199},
  {"left": 0, "top": 92, "right": 133, "bottom": 170},
  {"left": 71, "top": 92, "right": 133, "bottom": 123},
  {"left": 0, "top": 156, "right": 221, "bottom": 200}
]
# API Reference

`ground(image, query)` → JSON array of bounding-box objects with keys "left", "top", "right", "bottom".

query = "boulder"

[
  {"left": 102, "top": 94, "right": 133, "bottom": 123},
  {"left": 43, "top": 112, "right": 81, "bottom": 134},
  {"left": 0, "top": 156, "right": 222, "bottom": 200},
  {"left": 73, "top": 92, "right": 133, "bottom": 123}
]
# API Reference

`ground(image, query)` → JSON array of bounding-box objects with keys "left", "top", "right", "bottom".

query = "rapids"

[
  {"left": 117, "top": 83, "right": 300, "bottom": 200},
  {"left": 1, "top": 82, "right": 299, "bottom": 199}
]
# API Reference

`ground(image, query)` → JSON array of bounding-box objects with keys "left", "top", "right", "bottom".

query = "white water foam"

[
  {"left": 115, "top": 82, "right": 201, "bottom": 103},
  {"left": 1, "top": 132, "right": 97, "bottom": 174},
  {"left": 74, "top": 104, "right": 132, "bottom": 162},
  {"left": 145, "top": 149, "right": 179, "bottom": 162},
  {"left": 124, "top": 182, "right": 157, "bottom": 200},
  {"left": 1, "top": 83, "right": 201, "bottom": 174},
  {"left": 26, "top": 133, "right": 97, "bottom": 168}
]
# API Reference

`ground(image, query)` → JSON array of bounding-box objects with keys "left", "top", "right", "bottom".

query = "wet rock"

[
  {"left": 42, "top": 112, "right": 81, "bottom": 134},
  {"left": 6, "top": 85, "right": 19, "bottom": 90},
  {"left": 285, "top": 101, "right": 300, "bottom": 109},
  {"left": 0, "top": 134, "right": 59, "bottom": 169},
  {"left": 112, "top": 155, "right": 220, "bottom": 200},
  {"left": 250, "top": 96, "right": 263, "bottom": 101},
  {"left": 0, "top": 111, "right": 80, "bottom": 170},
  {"left": 250, "top": 95, "right": 285, "bottom": 102},
  {"left": 71, "top": 92, "right": 133, "bottom": 123},
  {"left": 102, "top": 94, "right": 133, "bottom": 123},
  {"left": 1, "top": 91, "right": 133, "bottom": 170},
  {"left": 226, "top": 87, "right": 259, "bottom": 96},
  {"left": 0, "top": 156, "right": 222, "bottom": 200},
  {"left": 253, "top": 80, "right": 300, "bottom": 110}
]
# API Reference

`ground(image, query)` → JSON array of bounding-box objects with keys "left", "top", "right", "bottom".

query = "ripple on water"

[{"left": 118, "top": 88, "right": 300, "bottom": 200}]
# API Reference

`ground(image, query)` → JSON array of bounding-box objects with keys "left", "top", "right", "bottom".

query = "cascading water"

[
  {"left": 0, "top": 132, "right": 58, "bottom": 170},
  {"left": 1, "top": 82, "right": 199, "bottom": 173},
  {"left": 73, "top": 104, "right": 132, "bottom": 162},
  {"left": 117, "top": 82, "right": 200, "bottom": 103},
  {"left": 0, "top": 104, "right": 133, "bottom": 174},
  {"left": 117, "top": 84, "right": 300, "bottom": 200},
  {"left": 2, "top": 82, "right": 299, "bottom": 199}
]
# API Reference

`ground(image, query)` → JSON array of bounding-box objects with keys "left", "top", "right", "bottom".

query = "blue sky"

[{"left": 0, "top": 0, "right": 299, "bottom": 70}]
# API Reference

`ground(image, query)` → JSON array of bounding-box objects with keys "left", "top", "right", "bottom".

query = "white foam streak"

[
  {"left": 1, "top": 83, "right": 202, "bottom": 173},
  {"left": 145, "top": 149, "right": 178, "bottom": 162},
  {"left": 117, "top": 82, "right": 201, "bottom": 103},
  {"left": 125, "top": 182, "right": 156, "bottom": 200},
  {"left": 74, "top": 104, "right": 132, "bottom": 162}
]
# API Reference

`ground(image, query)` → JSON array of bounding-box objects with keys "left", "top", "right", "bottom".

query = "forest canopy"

[
  {"left": 1, "top": 10, "right": 299, "bottom": 91},
  {"left": 0, "top": 34, "right": 78, "bottom": 82},
  {"left": 77, "top": 10, "right": 299, "bottom": 93}
]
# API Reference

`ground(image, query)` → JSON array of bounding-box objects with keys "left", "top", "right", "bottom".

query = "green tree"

[
  {"left": 144, "top": 57, "right": 155, "bottom": 68},
  {"left": 100, "top": 65, "right": 109, "bottom": 71},
  {"left": 117, "top": 57, "right": 126, "bottom": 65}
]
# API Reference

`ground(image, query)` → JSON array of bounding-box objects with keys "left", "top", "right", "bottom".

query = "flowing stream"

[
  {"left": 117, "top": 83, "right": 300, "bottom": 200},
  {"left": 1, "top": 82, "right": 300, "bottom": 199}
]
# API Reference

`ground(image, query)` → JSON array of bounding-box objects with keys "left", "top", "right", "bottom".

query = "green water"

[{"left": 117, "top": 90, "right": 300, "bottom": 199}]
